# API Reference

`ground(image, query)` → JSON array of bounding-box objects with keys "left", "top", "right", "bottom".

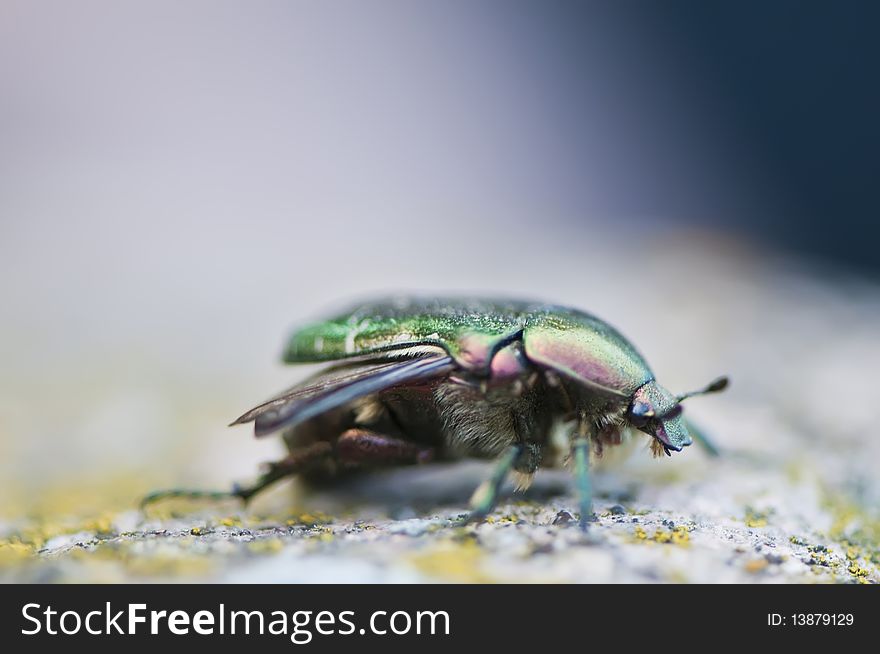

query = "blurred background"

[{"left": 1, "top": 1, "right": 878, "bottom": 522}]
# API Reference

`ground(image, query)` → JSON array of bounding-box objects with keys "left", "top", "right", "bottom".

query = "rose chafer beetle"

[{"left": 144, "top": 297, "right": 728, "bottom": 529}]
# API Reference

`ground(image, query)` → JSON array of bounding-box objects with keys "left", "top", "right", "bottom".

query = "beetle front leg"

[
  {"left": 571, "top": 437, "right": 593, "bottom": 531},
  {"left": 465, "top": 444, "right": 523, "bottom": 524},
  {"left": 685, "top": 418, "right": 721, "bottom": 457}
]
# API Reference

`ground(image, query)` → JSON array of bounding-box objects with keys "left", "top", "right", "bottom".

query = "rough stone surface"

[
  {"left": 2, "top": 453, "right": 877, "bottom": 583},
  {"left": 2, "top": 247, "right": 878, "bottom": 583}
]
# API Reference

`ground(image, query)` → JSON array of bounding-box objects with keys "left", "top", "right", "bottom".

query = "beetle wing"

[
  {"left": 232, "top": 353, "right": 456, "bottom": 437},
  {"left": 230, "top": 357, "right": 420, "bottom": 426}
]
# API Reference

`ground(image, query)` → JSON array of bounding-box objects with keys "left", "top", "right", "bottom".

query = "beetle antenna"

[{"left": 676, "top": 376, "right": 729, "bottom": 403}]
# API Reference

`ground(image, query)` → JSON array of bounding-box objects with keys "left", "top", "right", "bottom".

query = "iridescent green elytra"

[
  {"left": 144, "top": 297, "right": 728, "bottom": 529},
  {"left": 285, "top": 297, "right": 652, "bottom": 396}
]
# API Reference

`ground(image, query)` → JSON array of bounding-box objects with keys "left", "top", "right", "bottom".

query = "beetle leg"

[
  {"left": 233, "top": 441, "right": 334, "bottom": 502},
  {"left": 465, "top": 444, "right": 522, "bottom": 524},
  {"left": 571, "top": 436, "right": 593, "bottom": 530},
  {"left": 140, "top": 441, "right": 332, "bottom": 508},
  {"left": 509, "top": 441, "right": 543, "bottom": 491},
  {"left": 140, "top": 488, "right": 240, "bottom": 507},
  {"left": 685, "top": 418, "right": 721, "bottom": 457},
  {"left": 335, "top": 428, "right": 435, "bottom": 466}
]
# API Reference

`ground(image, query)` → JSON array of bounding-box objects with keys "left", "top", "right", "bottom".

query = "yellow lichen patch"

[
  {"left": 4, "top": 472, "right": 152, "bottom": 521},
  {"left": 247, "top": 538, "right": 284, "bottom": 554},
  {"left": 746, "top": 517, "right": 767, "bottom": 528},
  {"left": 847, "top": 564, "right": 869, "bottom": 578},
  {"left": 8, "top": 530, "right": 46, "bottom": 552},
  {"left": 807, "top": 548, "right": 831, "bottom": 568},
  {"left": 783, "top": 460, "right": 804, "bottom": 484},
  {"left": 296, "top": 512, "right": 331, "bottom": 526},
  {"left": 821, "top": 487, "right": 880, "bottom": 550},
  {"left": 16, "top": 534, "right": 218, "bottom": 581},
  {"left": 0, "top": 540, "right": 33, "bottom": 566},
  {"left": 218, "top": 516, "right": 241, "bottom": 528},
  {"left": 0, "top": 512, "right": 123, "bottom": 563},
  {"left": 12, "top": 517, "right": 109, "bottom": 552},
  {"left": 484, "top": 514, "right": 517, "bottom": 525},
  {"left": 83, "top": 514, "right": 115, "bottom": 535},
  {"left": 825, "top": 501, "right": 859, "bottom": 541},
  {"left": 407, "top": 541, "right": 496, "bottom": 583},
  {"left": 632, "top": 525, "right": 691, "bottom": 546},
  {"left": 744, "top": 559, "right": 769, "bottom": 574},
  {"left": 671, "top": 526, "right": 690, "bottom": 545},
  {"left": 744, "top": 509, "right": 769, "bottom": 528}
]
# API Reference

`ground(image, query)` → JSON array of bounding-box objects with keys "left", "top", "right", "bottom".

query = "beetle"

[{"left": 144, "top": 297, "right": 728, "bottom": 529}]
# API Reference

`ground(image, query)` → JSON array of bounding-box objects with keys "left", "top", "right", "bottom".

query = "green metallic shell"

[
  {"left": 523, "top": 316, "right": 653, "bottom": 397},
  {"left": 284, "top": 297, "right": 654, "bottom": 398},
  {"left": 285, "top": 297, "right": 523, "bottom": 363}
]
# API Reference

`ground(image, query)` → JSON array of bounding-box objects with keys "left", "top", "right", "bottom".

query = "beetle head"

[{"left": 627, "top": 377, "right": 728, "bottom": 454}]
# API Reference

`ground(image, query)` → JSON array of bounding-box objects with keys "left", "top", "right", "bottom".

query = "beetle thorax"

[
  {"left": 434, "top": 371, "right": 549, "bottom": 458},
  {"left": 435, "top": 368, "right": 631, "bottom": 464}
]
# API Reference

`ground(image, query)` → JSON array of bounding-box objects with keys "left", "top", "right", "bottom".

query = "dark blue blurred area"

[
  {"left": 653, "top": 0, "right": 878, "bottom": 272},
  {"left": 523, "top": 0, "right": 878, "bottom": 272}
]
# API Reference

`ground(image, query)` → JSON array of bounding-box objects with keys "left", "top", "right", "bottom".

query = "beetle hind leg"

[
  {"left": 334, "top": 428, "right": 436, "bottom": 467},
  {"left": 140, "top": 488, "right": 242, "bottom": 507},
  {"left": 233, "top": 441, "right": 334, "bottom": 501},
  {"left": 140, "top": 441, "right": 333, "bottom": 508}
]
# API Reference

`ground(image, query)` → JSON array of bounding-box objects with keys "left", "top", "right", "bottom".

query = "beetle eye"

[{"left": 661, "top": 405, "right": 683, "bottom": 420}]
